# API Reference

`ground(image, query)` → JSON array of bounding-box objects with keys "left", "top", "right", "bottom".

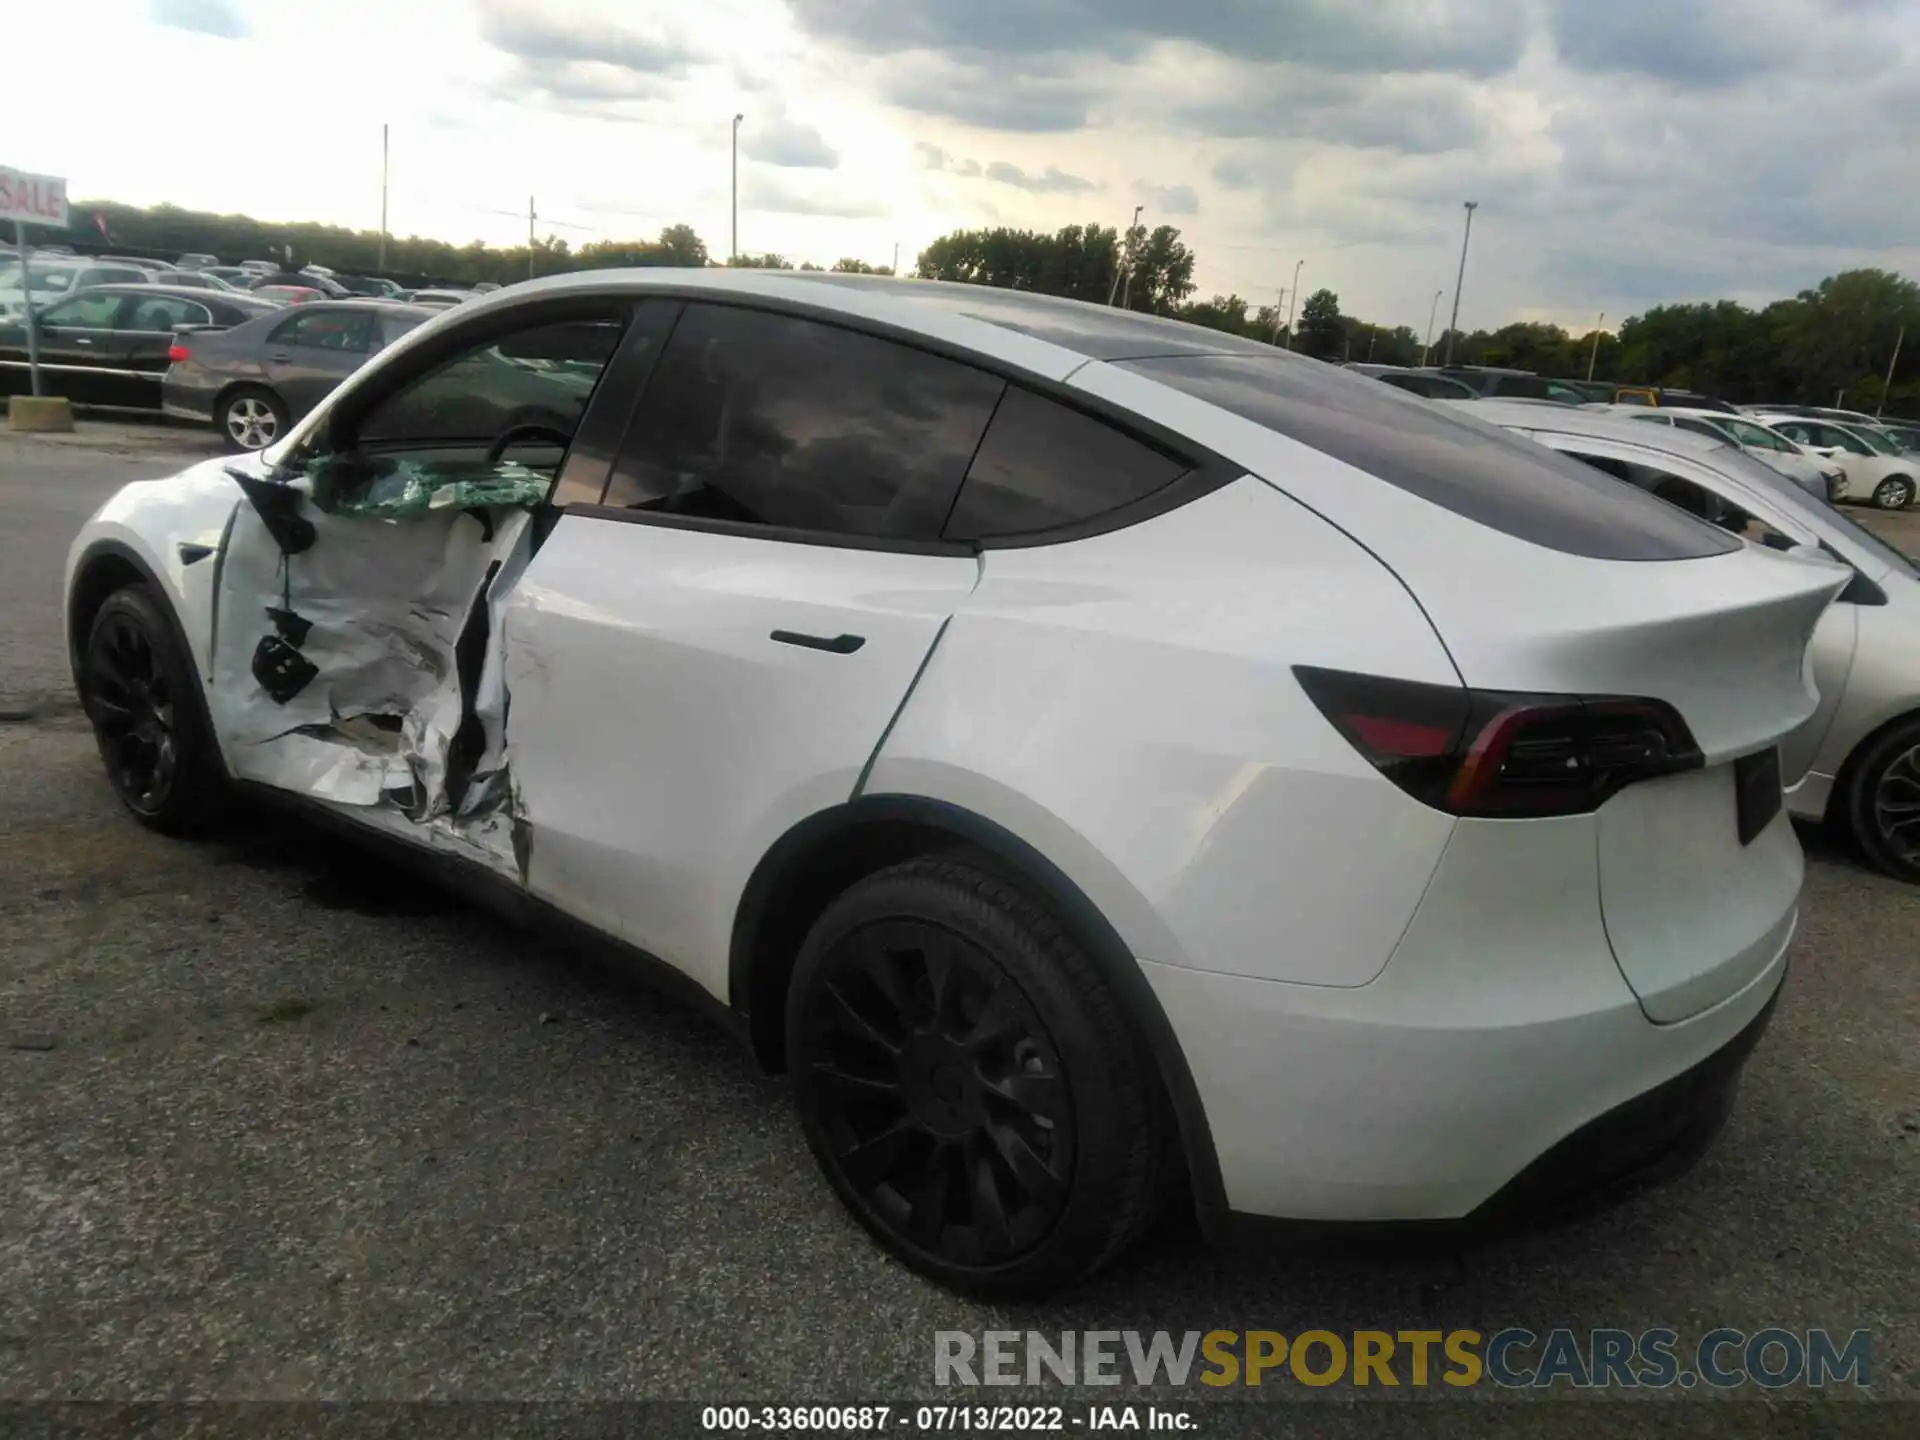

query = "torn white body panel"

[{"left": 208, "top": 472, "right": 534, "bottom": 875}]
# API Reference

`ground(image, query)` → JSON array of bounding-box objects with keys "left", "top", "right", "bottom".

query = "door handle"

[
  {"left": 269, "top": 352, "right": 292, "bottom": 362},
  {"left": 75, "top": 336, "right": 92, "bottom": 345},
  {"left": 770, "top": 630, "right": 865, "bottom": 654}
]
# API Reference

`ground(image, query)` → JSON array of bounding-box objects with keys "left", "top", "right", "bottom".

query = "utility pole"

[
  {"left": 527, "top": 196, "right": 536, "bottom": 281},
  {"left": 1269, "top": 288, "right": 1287, "bottom": 345},
  {"left": 1365, "top": 328, "right": 1377, "bottom": 362},
  {"left": 1878, "top": 325, "right": 1905, "bottom": 417},
  {"left": 1443, "top": 201, "right": 1478, "bottom": 367},
  {"left": 1284, "top": 259, "right": 1303, "bottom": 349},
  {"left": 731, "top": 113, "right": 744, "bottom": 262},
  {"left": 378, "top": 123, "right": 389, "bottom": 271},
  {"left": 1422, "top": 289, "right": 1443, "bottom": 364},
  {"left": 1587, "top": 312, "right": 1606, "bottom": 382},
  {"left": 15, "top": 216, "right": 42, "bottom": 397},
  {"left": 1107, "top": 205, "right": 1142, "bottom": 306}
]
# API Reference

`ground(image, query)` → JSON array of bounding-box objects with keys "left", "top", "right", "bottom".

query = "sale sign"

[{"left": 0, "top": 167, "right": 70, "bottom": 228}]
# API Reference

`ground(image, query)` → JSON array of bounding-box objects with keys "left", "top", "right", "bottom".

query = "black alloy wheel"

[
  {"left": 1842, "top": 717, "right": 1920, "bottom": 885},
  {"left": 83, "top": 587, "right": 225, "bottom": 833},
  {"left": 787, "top": 853, "right": 1169, "bottom": 1297},
  {"left": 797, "top": 917, "right": 1076, "bottom": 1264}
]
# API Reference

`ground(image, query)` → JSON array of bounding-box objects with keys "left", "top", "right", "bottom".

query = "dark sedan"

[
  {"left": 162, "top": 301, "right": 435, "bottom": 450},
  {"left": 0, "top": 284, "right": 280, "bottom": 410}
]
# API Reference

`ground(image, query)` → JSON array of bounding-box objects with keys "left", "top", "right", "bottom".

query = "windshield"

[
  {"left": 0, "top": 263, "right": 76, "bottom": 295},
  {"left": 1722, "top": 418, "right": 1791, "bottom": 452},
  {"left": 1736, "top": 455, "right": 1920, "bottom": 576},
  {"left": 1848, "top": 425, "right": 1902, "bottom": 456}
]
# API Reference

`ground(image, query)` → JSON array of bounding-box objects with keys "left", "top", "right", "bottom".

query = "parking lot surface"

[{"left": 2, "top": 421, "right": 1916, "bottom": 1429}]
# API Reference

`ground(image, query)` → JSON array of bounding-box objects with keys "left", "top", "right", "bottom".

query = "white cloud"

[{"left": 11, "top": 0, "right": 1918, "bottom": 329}]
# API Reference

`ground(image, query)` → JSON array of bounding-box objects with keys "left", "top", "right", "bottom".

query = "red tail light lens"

[
  {"left": 1295, "top": 667, "right": 1702, "bottom": 817},
  {"left": 166, "top": 344, "right": 190, "bottom": 363}
]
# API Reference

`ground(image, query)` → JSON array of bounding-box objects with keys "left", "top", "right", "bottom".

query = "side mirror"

[{"left": 1759, "top": 532, "right": 1797, "bottom": 552}]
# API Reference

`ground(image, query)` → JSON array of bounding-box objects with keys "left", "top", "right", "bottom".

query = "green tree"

[
  {"left": 1178, "top": 294, "right": 1253, "bottom": 337},
  {"left": 830, "top": 257, "right": 894, "bottom": 275},
  {"left": 726, "top": 252, "right": 795, "bottom": 269},
  {"left": 1295, "top": 289, "right": 1345, "bottom": 360}
]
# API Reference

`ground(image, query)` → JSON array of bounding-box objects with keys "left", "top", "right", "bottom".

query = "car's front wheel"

[
  {"left": 83, "top": 587, "right": 227, "bottom": 834},
  {"left": 1871, "top": 474, "right": 1915, "bottom": 510},
  {"left": 786, "top": 852, "right": 1170, "bottom": 1297},
  {"left": 1842, "top": 717, "right": 1920, "bottom": 884},
  {"left": 219, "top": 386, "right": 288, "bottom": 453}
]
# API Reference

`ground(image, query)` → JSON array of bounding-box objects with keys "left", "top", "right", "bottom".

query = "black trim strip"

[{"left": 562, "top": 503, "right": 980, "bottom": 557}]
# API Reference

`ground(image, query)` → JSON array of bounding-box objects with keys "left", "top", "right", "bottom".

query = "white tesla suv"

[{"left": 64, "top": 272, "right": 1843, "bottom": 1296}]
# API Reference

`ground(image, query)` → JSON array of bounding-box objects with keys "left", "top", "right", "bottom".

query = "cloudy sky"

[{"left": 6, "top": 0, "right": 1918, "bottom": 333}]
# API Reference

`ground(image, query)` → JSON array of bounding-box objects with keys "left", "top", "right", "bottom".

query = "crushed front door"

[{"left": 206, "top": 453, "right": 551, "bottom": 877}]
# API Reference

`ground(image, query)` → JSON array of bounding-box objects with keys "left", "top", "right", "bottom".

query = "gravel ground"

[{"left": 2, "top": 420, "right": 1916, "bottom": 1436}]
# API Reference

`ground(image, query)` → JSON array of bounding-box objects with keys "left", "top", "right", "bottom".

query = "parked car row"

[
  {"left": 1342, "top": 361, "right": 1916, "bottom": 510},
  {"left": 64, "top": 272, "right": 1912, "bottom": 1300},
  {"left": 0, "top": 247, "right": 488, "bottom": 424}
]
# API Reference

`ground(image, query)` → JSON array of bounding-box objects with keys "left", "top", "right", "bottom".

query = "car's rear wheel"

[
  {"left": 1842, "top": 717, "right": 1920, "bottom": 884},
  {"left": 786, "top": 852, "right": 1169, "bottom": 1297},
  {"left": 1871, "top": 474, "right": 1915, "bottom": 510},
  {"left": 219, "top": 386, "right": 288, "bottom": 453},
  {"left": 83, "top": 587, "right": 227, "bottom": 834}
]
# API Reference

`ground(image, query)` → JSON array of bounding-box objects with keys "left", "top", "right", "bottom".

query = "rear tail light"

[
  {"left": 166, "top": 344, "right": 190, "bottom": 363},
  {"left": 1295, "top": 666, "right": 1702, "bottom": 817}
]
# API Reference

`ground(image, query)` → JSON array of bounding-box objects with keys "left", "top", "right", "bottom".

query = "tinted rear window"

[
  {"left": 1119, "top": 354, "right": 1739, "bottom": 561},
  {"left": 944, "top": 386, "right": 1187, "bottom": 539}
]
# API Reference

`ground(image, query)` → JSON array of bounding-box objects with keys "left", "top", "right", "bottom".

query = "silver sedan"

[{"left": 1463, "top": 399, "right": 1920, "bottom": 883}]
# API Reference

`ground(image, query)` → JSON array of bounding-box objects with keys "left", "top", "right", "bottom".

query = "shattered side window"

[
  {"left": 303, "top": 454, "right": 552, "bottom": 519},
  {"left": 357, "top": 315, "right": 627, "bottom": 450}
]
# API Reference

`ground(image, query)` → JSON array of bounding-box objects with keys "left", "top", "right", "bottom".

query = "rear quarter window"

[
  {"left": 1119, "top": 353, "right": 1739, "bottom": 561},
  {"left": 943, "top": 387, "right": 1187, "bottom": 540}
]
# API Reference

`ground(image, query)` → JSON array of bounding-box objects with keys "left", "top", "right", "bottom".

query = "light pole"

[
  {"left": 1879, "top": 325, "right": 1905, "bottom": 417},
  {"left": 1269, "top": 288, "right": 1287, "bottom": 345},
  {"left": 1108, "top": 205, "right": 1143, "bottom": 306},
  {"left": 1587, "top": 312, "right": 1607, "bottom": 382},
  {"left": 731, "top": 113, "right": 743, "bottom": 263},
  {"left": 1443, "top": 201, "right": 1477, "bottom": 367},
  {"left": 1284, "top": 259, "right": 1303, "bottom": 349},
  {"left": 1422, "top": 288, "right": 1443, "bottom": 365},
  {"left": 378, "top": 123, "right": 389, "bottom": 271}
]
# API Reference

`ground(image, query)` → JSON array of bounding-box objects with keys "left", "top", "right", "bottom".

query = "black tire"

[
  {"left": 83, "top": 587, "right": 228, "bottom": 835},
  {"left": 1871, "top": 474, "right": 1915, "bottom": 511},
  {"left": 218, "top": 385, "right": 289, "bottom": 453},
  {"left": 786, "top": 851, "right": 1169, "bottom": 1297},
  {"left": 1842, "top": 717, "right": 1920, "bottom": 884}
]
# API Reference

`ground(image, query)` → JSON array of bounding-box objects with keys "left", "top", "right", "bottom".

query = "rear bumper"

[
  {"left": 160, "top": 384, "right": 214, "bottom": 425},
  {"left": 1141, "top": 809, "right": 1795, "bottom": 1224},
  {"left": 1469, "top": 975, "right": 1780, "bottom": 1226},
  {"left": 1146, "top": 939, "right": 1787, "bottom": 1225}
]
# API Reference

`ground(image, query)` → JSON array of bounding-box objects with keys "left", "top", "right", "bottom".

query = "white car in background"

[
  {"left": 0, "top": 256, "right": 157, "bottom": 320},
  {"left": 1614, "top": 406, "right": 1841, "bottom": 501},
  {"left": 1754, "top": 414, "right": 1917, "bottom": 510},
  {"left": 1469, "top": 399, "right": 1920, "bottom": 884},
  {"left": 63, "top": 272, "right": 1841, "bottom": 1294}
]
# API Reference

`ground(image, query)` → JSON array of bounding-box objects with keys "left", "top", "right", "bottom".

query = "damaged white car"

[{"left": 66, "top": 270, "right": 1842, "bottom": 1297}]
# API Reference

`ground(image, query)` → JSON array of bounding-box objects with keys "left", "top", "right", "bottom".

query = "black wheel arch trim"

[
  {"left": 67, "top": 539, "right": 229, "bottom": 783},
  {"left": 728, "top": 793, "right": 1232, "bottom": 1239}
]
